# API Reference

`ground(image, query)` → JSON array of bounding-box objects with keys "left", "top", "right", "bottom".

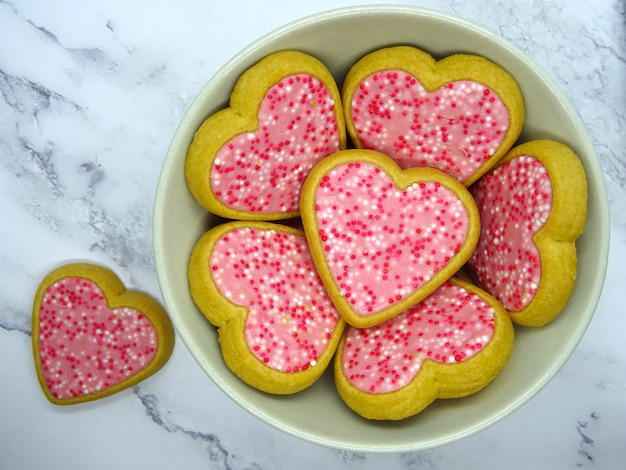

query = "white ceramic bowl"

[{"left": 154, "top": 5, "right": 609, "bottom": 452}]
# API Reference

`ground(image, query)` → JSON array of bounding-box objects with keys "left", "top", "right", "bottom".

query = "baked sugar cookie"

[
  {"left": 300, "top": 149, "right": 480, "bottom": 328},
  {"left": 186, "top": 50, "right": 346, "bottom": 220},
  {"left": 334, "top": 277, "right": 514, "bottom": 420},
  {"left": 32, "top": 263, "right": 174, "bottom": 405},
  {"left": 342, "top": 46, "right": 524, "bottom": 186},
  {"left": 188, "top": 221, "right": 345, "bottom": 394},
  {"left": 467, "top": 139, "right": 587, "bottom": 326}
]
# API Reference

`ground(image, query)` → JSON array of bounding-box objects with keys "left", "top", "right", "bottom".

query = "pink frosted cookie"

[
  {"left": 467, "top": 140, "right": 587, "bottom": 326},
  {"left": 342, "top": 46, "right": 525, "bottom": 186},
  {"left": 32, "top": 263, "right": 174, "bottom": 405},
  {"left": 300, "top": 149, "right": 480, "bottom": 328},
  {"left": 334, "top": 277, "right": 514, "bottom": 420},
  {"left": 188, "top": 221, "right": 345, "bottom": 394},
  {"left": 185, "top": 50, "right": 346, "bottom": 220}
]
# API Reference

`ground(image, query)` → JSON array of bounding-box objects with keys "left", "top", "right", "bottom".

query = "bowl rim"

[{"left": 153, "top": 4, "right": 610, "bottom": 452}]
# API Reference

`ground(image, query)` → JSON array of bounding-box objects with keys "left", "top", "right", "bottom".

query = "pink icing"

[
  {"left": 37, "top": 278, "right": 157, "bottom": 400},
  {"left": 351, "top": 72, "right": 509, "bottom": 182},
  {"left": 211, "top": 73, "right": 340, "bottom": 214},
  {"left": 468, "top": 155, "right": 553, "bottom": 311},
  {"left": 314, "top": 161, "right": 469, "bottom": 316},
  {"left": 342, "top": 281, "right": 496, "bottom": 393},
  {"left": 209, "top": 227, "right": 340, "bottom": 372}
]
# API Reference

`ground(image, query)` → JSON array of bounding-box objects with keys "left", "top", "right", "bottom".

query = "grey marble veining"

[{"left": 1, "top": 1, "right": 625, "bottom": 469}]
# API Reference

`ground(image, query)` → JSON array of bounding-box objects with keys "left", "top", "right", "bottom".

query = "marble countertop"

[{"left": 1, "top": 0, "right": 624, "bottom": 468}]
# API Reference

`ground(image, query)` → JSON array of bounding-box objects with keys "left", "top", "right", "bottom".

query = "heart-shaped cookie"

[
  {"left": 467, "top": 140, "right": 587, "bottom": 326},
  {"left": 188, "top": 221, "right": 345, "bottom": 394},
  {"left": 32, "top": 263, "right": 174, "bottom": 405},
  {"left": 334, "top": 277, "right": 514, "bottom": 420},
  {"left": 342, "top": 46, "right": 524, "bottom": 186},
  {"left": 185, "top": 50, "right": 346, "bottom": 220},
  {"left": 300, "top": 149, "right": 480, "bottom": 328}
]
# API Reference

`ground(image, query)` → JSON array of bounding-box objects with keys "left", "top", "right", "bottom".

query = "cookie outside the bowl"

[{"left": 32, "top": 263, "right": 174, "bottom": 405}]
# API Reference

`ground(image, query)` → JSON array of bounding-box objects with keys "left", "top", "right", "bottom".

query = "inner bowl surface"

[{"left": 153, "top": 5, "right": 609, "bottom": 452}]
